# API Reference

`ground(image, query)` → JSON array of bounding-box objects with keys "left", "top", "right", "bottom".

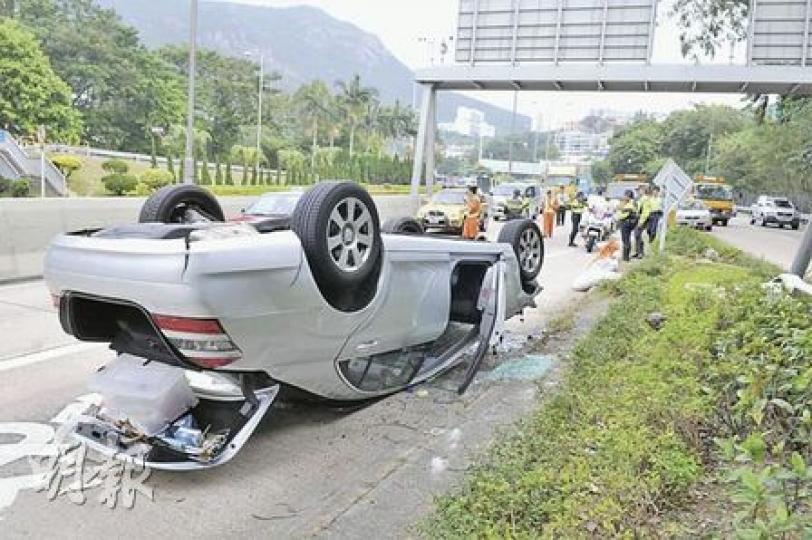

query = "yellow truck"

[{"left": 693, "top": 176, "right": 734, "bottom": 226}]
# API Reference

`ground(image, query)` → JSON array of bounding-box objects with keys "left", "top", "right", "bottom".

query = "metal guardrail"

[{"left": 35, "top": 143, "right": 267, "bottom": 175}]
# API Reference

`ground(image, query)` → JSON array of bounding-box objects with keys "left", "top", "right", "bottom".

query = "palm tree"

[
  {"left": 296, "top": 81, "right": 331, "bottom": 170},
  {"left": 335, "top": 74, "right": 378, "bottom": 157}
]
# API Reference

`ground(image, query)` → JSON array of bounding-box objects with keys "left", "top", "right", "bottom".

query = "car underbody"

[{"left": 43, "top": 183, "right": 544, "bottom": 469}]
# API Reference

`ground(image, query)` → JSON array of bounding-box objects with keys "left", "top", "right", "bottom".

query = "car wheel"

[
  {"left": 722, "top": 219, "right": 729, "bottom": 227},
  {"left": 138, "top": 185, "right": 224, "bottom": 223},
  {"left": 498, "top": 219, "right": 544, "bottom": 282},
  {"left": 750, "top": 217, "right": 755, "bottom": 225},
  {"left": 381, "top": 217, "right": 424, "bottom": 235},
  {"left": 792, "top": 221, "right": 800, "bottom": 230},
  {"left": 479, "top": 216, "right": 488, "bottom": 233},
  {"left": 586, "top": 236, "right": 596, "bottom": 253},
  {"left": 292, "top": 182, "right": 382, "bottom": 295}
]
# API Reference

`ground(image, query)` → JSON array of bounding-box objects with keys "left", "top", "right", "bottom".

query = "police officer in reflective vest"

[
  {"left": 617, "top": 190, "right": 639, "bottom": 262},
  {"left": 568, "top": 191, "right": 587, "bottom": 247},
  {"left": 647, "top": 186, "right": 663, "bottom": 242},
  {"left": 633, "top": 185, "right": 651, "bottom": 259}
]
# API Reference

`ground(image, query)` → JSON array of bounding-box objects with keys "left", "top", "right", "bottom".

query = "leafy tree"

[
  {"left": 608, "top": 120, "right": 664, "bottom": 175},
  {"left": 160, "top": 45, "right": 281, "bottom": 158},
  {"left": 200, "top": 159, "right": 212, "bottom": 185},
  {"left": 225, "top": 160, "right": 233, "bottom": 185},
  {"left": 660, "top": 105, "right": 750, "bottom": 175},
  {"left": 336, "top": 74, "right": 378, "bottom": 157},
  {"left": 296, "top": 80, "right": 331, "bottom": 169},
  {"left": 166, "top": 154, "right": 176, "bottom": 181},
  {"left": 591, "top": 159, "right": 613, "bottom": 186},
  {"left": 14, "top": 0, "right": 183, "bottom": 151},
  {"left": 51, "top": 155, "right": 83, "bottom": 178},
  {"left": 11, "top": 178, "right": 31, "bottom": 197},
  {"left": 671, "top": 0, "right": 748, "bottom": 60},
  {"left": 0, "top": 19, "right": 81, "bottom": 140},
  {"left": 102, "top": 173, "right": 137, "bottom": 195},
  {"left": 214, "top": 159, "right": 222, "bottom": 185},
  {"left": 140, "top": 168, "right": 173, "bottom": 191},
  {"left": 101, "top": 159, "right": 129, "bottom": 174}
]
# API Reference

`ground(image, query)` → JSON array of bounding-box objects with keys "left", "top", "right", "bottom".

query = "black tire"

[
  {"left": 381, "top": 217, "right": 423, "bottom": 235},
  {"left": 722, "top": 219, "right": 729, "bottom": 227},
  {"left": 586, "top": 236, "right": 596, "bottom": 253},
  {"left": 479, "top": 216, "right": 488, "bottom": 233},
  {"left": 498, "top": 219, "right": 544, "bottom": 282},
  {"left": 291, "top": 182, "right": 382, "bottom": 291},
  {"left": 792, "top": 221, "right": 800, "bottom": 230},
  {"left": 139, "top": 184, "right": 224, "bottom": 223}
]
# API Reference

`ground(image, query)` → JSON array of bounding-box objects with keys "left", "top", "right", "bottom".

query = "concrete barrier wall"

[{"left": 0, "top": 194, "right": 413, "bottom": 282}]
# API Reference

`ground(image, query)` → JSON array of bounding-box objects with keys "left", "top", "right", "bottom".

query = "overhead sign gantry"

[{"left": 410, "top": 0, "right": 812, "bottom": 201}]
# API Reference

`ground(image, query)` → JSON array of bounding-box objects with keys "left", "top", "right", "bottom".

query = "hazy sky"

[{"left": 218, "top": 0, "right": 745, "bottom": 127}]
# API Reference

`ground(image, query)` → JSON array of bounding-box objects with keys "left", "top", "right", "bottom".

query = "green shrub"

[
  {"left": 140, "top": 168, "right": 173, "bottom": 192},
  {"left": 101, "top": 158, "right": 129, "bottom": 174},
  {"left": 0, "top": 176, "right": 11, "bottom": 196},
  {"left": 102, "top": 173, "right": 137, "bottom": 195},
  {"left": 50, "top": 154, "right": 83, "bottom": 178},
  {"left": 424, "top": 228, "right": 809, "bottom": 538},
  {"left": 11, "top": 178, "right": 30, "bottom": 197}
]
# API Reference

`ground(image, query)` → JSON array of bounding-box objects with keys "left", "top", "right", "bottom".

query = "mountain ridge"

[{"left": 96, "top": 0, "right": 531, "bottom": 135}]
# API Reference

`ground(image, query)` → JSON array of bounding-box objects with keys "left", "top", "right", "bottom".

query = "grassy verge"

[{"left": 423, "top": 228, "right": 811, "bottom": 538}]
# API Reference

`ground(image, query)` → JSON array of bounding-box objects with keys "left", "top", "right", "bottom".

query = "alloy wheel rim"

[
  {"left": 518, "top": 228, "right": 542, "bottom": 274},
  {"left": 326, "top": 197, "right": 373, "bottom": 272}
]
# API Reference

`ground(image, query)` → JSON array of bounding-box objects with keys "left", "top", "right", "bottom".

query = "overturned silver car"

[{"left": 44, "top": 182, "right": 544, "bottom": 469}]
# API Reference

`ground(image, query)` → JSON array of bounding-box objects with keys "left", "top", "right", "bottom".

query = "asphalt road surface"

[
  {"left": 0, "top": 215, "right": 805, "bottom": 538},
  {"left": 708, "top": 215, "right": 807, "bottom": 271},
  {"left": 0, "top": 216, "right": 598, "bottom": 538}
]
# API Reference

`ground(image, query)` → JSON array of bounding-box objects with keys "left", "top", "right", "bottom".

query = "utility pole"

[{"left": 183, "top": 0, "right": 198, "bottom": 185}]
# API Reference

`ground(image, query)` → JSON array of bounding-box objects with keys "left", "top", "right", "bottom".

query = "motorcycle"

[{"left": 580, "top": 211, "right": 612, "bottom": 253}]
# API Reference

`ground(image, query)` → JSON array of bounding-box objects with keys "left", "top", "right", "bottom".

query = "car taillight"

[{"left": 152, "top": 314, "right": 242, "bottom": 369}]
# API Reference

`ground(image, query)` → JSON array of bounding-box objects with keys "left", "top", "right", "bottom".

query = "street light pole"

[
  {"left": 256, "top": 53, "right": 264, "bottom": 169},
  {"left": 183, "top": 0, "right": 198, "bottom": 185}
]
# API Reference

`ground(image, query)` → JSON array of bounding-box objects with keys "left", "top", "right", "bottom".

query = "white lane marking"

[{"left": 0, "top": 343, "right": 104, "bottom": 374}]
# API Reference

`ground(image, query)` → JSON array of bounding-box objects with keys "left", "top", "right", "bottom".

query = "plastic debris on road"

[{"left": 482, "top": 354, "right": 555, "bottom": 382}]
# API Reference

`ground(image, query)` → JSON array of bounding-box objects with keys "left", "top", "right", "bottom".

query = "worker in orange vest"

[
  {"left": 540, "top": 190, "right": 559, "bottom": 238},
  {"left": 462, "top": 186, "right": 482, "bottom": 240}
]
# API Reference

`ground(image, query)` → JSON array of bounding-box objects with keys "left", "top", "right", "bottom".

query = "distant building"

[
  {"left": 478, "top": 158, "right": 547, "bottom": 180},
  {"left": 439, "top": 106, "right": 496, "bottom": 138},
  {"left": 554, "top": 130, "right": 611, "bottom": 159}
]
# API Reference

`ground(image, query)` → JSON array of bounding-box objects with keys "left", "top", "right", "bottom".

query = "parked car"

[
  {"left": 44, "top": 182, "right": 543, "bottom": 470},
  {"left": 416, "top": 188, "right": 489, "bottom": 233},
  {"left": 490, "top": 183, "right": 539, "bottom": 220},
  {"left": 750, "top": 196, "right": 800, "bottom": 230},
  {"left": 228, "top": 191, "right": 302, "bottom": 232},
  {"left": 676, "top": 199, "right": 713, "bottom": 231}
]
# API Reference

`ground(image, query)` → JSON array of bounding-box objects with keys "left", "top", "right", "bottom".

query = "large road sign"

[
  {"left": 455, "top": 0, "right": 658, "bottom": 65},
  {"left": 749, "top": 0, "right": 812, "bottom": 66}
]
